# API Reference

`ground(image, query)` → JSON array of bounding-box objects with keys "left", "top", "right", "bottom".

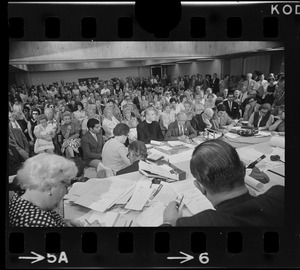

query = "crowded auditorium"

[{"left": 8, "top": 41, "right": 285, "bottom": 227}]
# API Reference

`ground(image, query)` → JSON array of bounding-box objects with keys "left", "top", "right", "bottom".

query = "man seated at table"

[
  {"left": 211, "top": 103, "right": 236, "bottom": 132},
  {"left": 190, "top": 108, "right": 214, "bottom": 135},
  {"left": 81, "top": 118, "right": 104, "bottom": 169},
  {"left": 137, "top": 107, "right": 164, "bottom": 144},
  {"left": 164, "top": 111, "right": 197, "bottom": 143},
  {"left": 116, "top": 140, "right": 147, "bottom": 176},
  {"left": 162, "top": 139, "right": 284, "bottom": 226},
  {"left": 247, "top": 103, "right": 274, "bottom": 131}
]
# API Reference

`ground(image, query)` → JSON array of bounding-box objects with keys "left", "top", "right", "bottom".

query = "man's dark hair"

[
  {"left": 190, "top": 139, "right": 245, "bottom": 194},
  {"left": 113, "top": 123, "right": 130, "bottom": 136},
  {"left": 128, "top": 140, "right": 147, "bottom": 160},
  {"left": 216, "top": 104, "right": 226, "bottom": 112},
  {"left": 87, "top": 118, "right": 100, "bottom": 130}
]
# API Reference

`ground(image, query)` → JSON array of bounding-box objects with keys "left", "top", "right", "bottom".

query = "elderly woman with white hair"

[
  {"left": 102, "top": 106, "right": 120, "bottom": 140},
  {"left": 9, "top": 153, "right": 82, "bottom": 227}
]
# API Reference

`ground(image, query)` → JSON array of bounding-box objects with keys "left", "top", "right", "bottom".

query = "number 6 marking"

[{"left": 199, "top": 252, "right": 209, "bottom": 264}]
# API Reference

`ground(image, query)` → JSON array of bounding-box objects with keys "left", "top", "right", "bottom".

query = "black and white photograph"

[
  {"left": 8, "top": 41, "right": 285, "bottom": 227},
  {"left": 7, "top": 1, "right": 300, "bottom": 269}
]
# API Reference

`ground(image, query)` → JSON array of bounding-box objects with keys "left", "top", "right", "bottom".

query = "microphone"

[{"left": 247, "top": 154, "right": 266, "bottom": 169}]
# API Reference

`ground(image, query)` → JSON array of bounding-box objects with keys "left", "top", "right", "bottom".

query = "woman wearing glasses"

[{"left": 9, "top": 153, "right": 82, "bottom": 227}]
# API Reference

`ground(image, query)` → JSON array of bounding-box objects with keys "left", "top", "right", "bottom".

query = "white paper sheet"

[
  {"left": 224, "top": 132, "right": 240, "bottom": 139},
  {"left": 87, "top": 210, "right": 120, "bottom": 226},
  {"left": 136, "top": 201, "right": 166, "bottom": 227},
  {"left": 237, "top": 148, "right": 264, "bottom": 166},
  {"left": 167, "top": 141, "right": 185, "bottom": 147},
  {"left": 150, "top": 140, "right": 164, "bottom": 146},
  {"left": 74, "top": 177, "right": 135, "bottom": 212},
  {"left": 158, "top": 145, "right": 172, "bottom": 151},
  {"left": 171, "top": 179, "right": 215, "bottom": 215},
  {"left": 125, "top": 179, "right": 154, "bottom": 211},
  {"left": 147, "top": 182, "right": 177, "bottom": 205},
  {"left": 255, "top": 131, "right": 271, "bottom": 137}
]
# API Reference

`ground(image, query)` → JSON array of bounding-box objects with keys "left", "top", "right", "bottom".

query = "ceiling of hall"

[{"left": 9, "top": 41, "right": 284, "bottom": 72}]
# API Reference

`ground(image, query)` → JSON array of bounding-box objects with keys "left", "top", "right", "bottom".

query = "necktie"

[{"left": 229, "top": 102, "right": 232, "bottom": 111}]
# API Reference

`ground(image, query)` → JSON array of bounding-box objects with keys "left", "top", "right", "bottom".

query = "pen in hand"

[
  {"left": 176, "top": 195, "right": 184, "bottom": 211},
  {"left": 247, "top": 154, "right": 266, "bottom": 169}
]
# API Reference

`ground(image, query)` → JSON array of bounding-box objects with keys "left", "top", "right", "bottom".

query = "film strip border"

[
  {"left": 7, "top": 228, "right": 300, "bottom": 267},
  {"left": 6, "top": 1, "right": 300, "bottom": 268},
  {"left": 8, "top": 2, "right": 300, "bottom": 40}
]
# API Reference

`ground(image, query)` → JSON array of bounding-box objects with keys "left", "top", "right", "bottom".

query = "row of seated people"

[{"left": 8, "top": 91, "right": 285, "bottom": 174}]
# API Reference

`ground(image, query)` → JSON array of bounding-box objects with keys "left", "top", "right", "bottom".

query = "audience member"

[
  {"left": 60, "top": 111, "right": 81, "bottom": 158},
  {"left": 102, "top": 106, "right": 120, "bottom": 140},
  {"left": 81, "top": 118, "right": 104, "bottom": 168},
  {"left": 223, "top": 93, "right": 240, "bottom": 119},
  {"left": 33, "top": 114, "right": 55, "bottom": 154}
]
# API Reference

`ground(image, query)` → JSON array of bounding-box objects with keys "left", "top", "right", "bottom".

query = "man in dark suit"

[
  {"left": 211, "top": 73, "right": 220, "bottom": 94},
  {"left": 116, "top": 140, "right": 147, "bottom": 176},
  {"left": 223, "top": 93, "right": 240, "bottom": 119},
  {"left": 164, "top": 112, "right": 197, "bottom": 142},
  {"left": 162, "top": 139, "right": 284, "bottom": 226},
  {"left": 137, "top": 107, "right": 164, "bottom": 144},
  {"left": 81, "top": 118, "right": 104, "bottom": 169}
]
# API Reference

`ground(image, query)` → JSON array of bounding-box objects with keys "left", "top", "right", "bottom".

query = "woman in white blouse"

[{"left": 102, "top": 106, "right": 120, "bottom": 140}]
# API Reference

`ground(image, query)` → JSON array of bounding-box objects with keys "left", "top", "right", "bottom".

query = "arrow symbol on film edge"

[
  {"left": 167, "top": 251, "right": 194, "bottom": 264},
  {"left": 19, "top": 251, "right": 45, "bottom": 264}
]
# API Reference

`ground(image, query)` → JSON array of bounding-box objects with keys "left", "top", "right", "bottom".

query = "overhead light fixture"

[{"left": 176, "top": 61, "right": 193, "bottom": 64}]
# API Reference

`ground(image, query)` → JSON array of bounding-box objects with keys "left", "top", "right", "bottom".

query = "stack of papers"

[
  {"left": 125, "top": 179, "right": 154, "bottom": 211},
  {"left": 73, "top": 177, "right": 136, "bottom": 212},
  {"left": 139, "top": 160, "right": 182, "bottom": 181}
]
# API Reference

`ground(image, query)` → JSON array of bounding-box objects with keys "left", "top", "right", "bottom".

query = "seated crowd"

[{"left": 8, "top": 71, "right": 285, "bottom": 227}]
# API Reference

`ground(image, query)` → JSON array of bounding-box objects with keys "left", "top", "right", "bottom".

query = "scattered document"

[
  {"left": 167, "top": 141, "right": 185, "bottom": 147},
  {"left": 139, "top": 160, "right": 182, "bottom": 180},
  {"left": 147, "top": 182, "right": 177, "bottom": 205},
  {"left": 171, "top": 179, "right": 215, "bottom": 215},
  {"left": 87, "top": 210, "right": 120, "bottom": 226},
  {"left": 225, "top": 132, "right": 240, "bottom": 139},
  {"left": 237, "top": 148, "right": 264, "bottom": 167},
  {"left": 125, "top": 179, "right": 154, "bottom": 211},
  {"left": 136, "top": 201, "right": 166, "bottom": 227},
  {"left": 255, "top": 131, "right": 271, "bottom": 137},
  {"left": 150, "top": 140, "right": 164, "bottom": 146},
  {"left": 74, "top": 177, "right": 135, "bottom": 212},
  {"left": 158, "top": 145, "right": 172, "bottom": 151}
]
